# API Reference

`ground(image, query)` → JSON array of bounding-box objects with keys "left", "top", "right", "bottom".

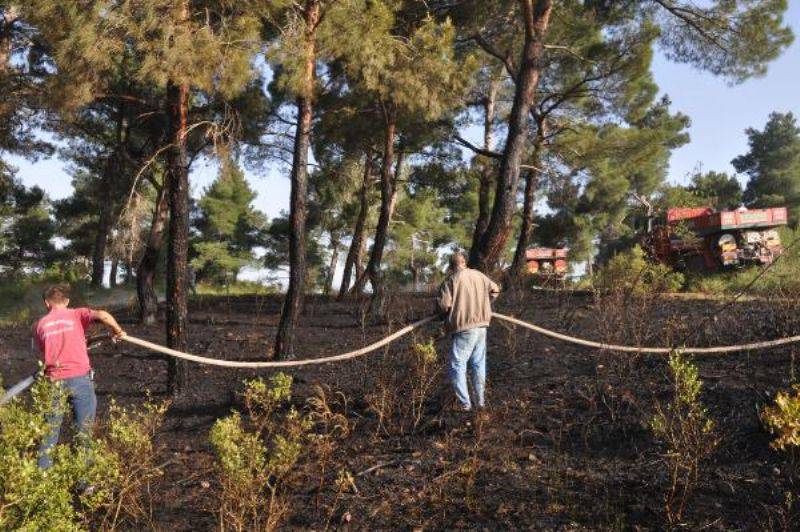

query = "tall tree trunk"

[
  {"left": 109, "top": 256, "right": 119, "bottom": 288},
  {"left": 352, "top": 113, "right": 396, "bottom": 314},
  {"left": 511, "top": 119, "right": 546, "bottom": 275},
  {"left": 0, "top": 7, "right": 16, "bottom": 72},
  {"left": 470, "top": 77, "right": 499, "bottom": 255},
  {"left": 165, "top": 78, "right": 190, "bottom": 394},
  {"left": 469, "top": 0, "right": 553, "bottom": 271},
  {"left": 90, "top": 103, "right": 126, "bottom": 287},
  {"left": 325, "top": 233, "right": 340, "bottom": 296},
  {"left": 511, "top": 169, "right": 539, "bottom": 275},
  {"left": 354, "top": 235, "right": 367, "bottom": 290},
  {"left": 91, "top": 200, "right": 112, "bottom": 287},
  {"left": 137, "top": 183, "right": 168, "bottom": 324},
  {"left": 274, "top": 0, "right": 319, "bottom": 359},
  {"left": 339, "top": 154, "right": 372, "bottom": 299}
]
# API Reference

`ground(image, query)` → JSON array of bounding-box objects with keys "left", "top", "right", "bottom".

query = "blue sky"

[{"left": 8, "top": 3, "right": 800, "bottom": 219}]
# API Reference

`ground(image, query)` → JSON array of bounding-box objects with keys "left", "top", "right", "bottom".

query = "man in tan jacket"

[{"left": 437, "top": 252, "right": 500, "bottom": 411}]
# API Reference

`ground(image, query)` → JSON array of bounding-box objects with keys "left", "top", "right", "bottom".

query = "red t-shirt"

[{"left": 33, "top": 307, "right": 95, "bottom": 380}]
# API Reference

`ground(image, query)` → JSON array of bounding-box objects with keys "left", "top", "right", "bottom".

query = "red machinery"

[
  {"left": 647, "top": 206, "right": 787, "bottom": 271},
  {"left": 525, "top": 248, "right": 569, "bottom": 277}
]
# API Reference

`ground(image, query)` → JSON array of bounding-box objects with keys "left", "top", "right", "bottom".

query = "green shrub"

[
  {"left": 594, "top": 245, "right": 685, "bottom": 294},
  {"left": 762, "top": 385, "right": 800, "bottom": 452},
  {"left": 210, "top": 373, "right": 312, "bottom": 531},
  {"left": 650, "top": 352, "right": 719, "bottom": 525},
  {"left": 0, "top": 379, "right": 167, "bottom": 530}
]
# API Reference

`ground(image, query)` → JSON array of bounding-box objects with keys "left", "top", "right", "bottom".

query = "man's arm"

[
  {"left": 484, "top": 274, "right": 501, "bottom": 301},
  {"left": 93, "top": 310, "right": 126, "bottom": 340}
]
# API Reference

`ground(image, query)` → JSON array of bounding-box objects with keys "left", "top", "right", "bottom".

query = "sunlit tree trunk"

[
  {"left": 0, "top": 7, "right": 17, "bottom": 73},
  {"left": 470, "top": 0, "right": 552, "bottom": 271}
]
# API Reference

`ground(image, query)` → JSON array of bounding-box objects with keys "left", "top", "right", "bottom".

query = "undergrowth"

[
  {"left": 209, "top": 373, "right": 312, "bottom": 531},
  {"left": 650, "top": 351, "right": 719, "bottom": 526},
  {"left": 0, "top": 378, "right": 168, "bottom": 530}
]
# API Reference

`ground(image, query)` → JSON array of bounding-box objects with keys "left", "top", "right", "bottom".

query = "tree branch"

[{"left": 454, "top": 134, "right": 502, "bottom": 158}]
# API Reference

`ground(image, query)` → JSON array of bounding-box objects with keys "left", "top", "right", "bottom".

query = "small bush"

[
  {"left": 210, "top": 373, "right": 312, "bottom": 531},
  {"left": 594, "top": 245, "right": 684, "bottom": 295},
  {"left": 92, "top": 398, "right": 169, "bottom": 529},
  {"left": 650, "top": 351, "right": 719, "bottom": 525},
  {"left": 762, "top": 385, "right": 800, "bottom": 452},
  {"left": 0, "top": 378, "right": 167, "bottom": 530},
  {"left": 365, "top": 339, "right": 443, "bottom": 436}
]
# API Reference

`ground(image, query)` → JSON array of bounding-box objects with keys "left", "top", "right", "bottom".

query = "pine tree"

[
  {"left": 689, "top": 170, "right": 743, "bottom": 210},
  {"left": 733, "top": 112, "right": 800, "bottom": 223},
  {"left": 326, "top": 0, "right": 473, "bottom": 317},
  {"left": 18, "top": 0, "right": 262, "bottom": 392},
  {"left": 192, "top": 160, "right": 266, "bottom": 285},
  {"left": 0, "top": 174, "right": 57, "bottom": 276}
]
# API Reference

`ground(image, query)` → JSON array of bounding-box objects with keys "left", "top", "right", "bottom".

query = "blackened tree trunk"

[
  {"left": 511, "top": 119, "right": 546, "bottom": 275},
  {"left": 91, "top": 201, "right": 112, "bottom": 287},
  {"left": 274, "top": 0, "right": 320, "bottom": 359},
  {"left": 165, "top": 79, "right": 190, "bottom": 394},
  {"left": 469, "top": 0, "right": 553, "bottom": 271},
  {"left": 325, "top": 233, "right": 340, "bottom": 296},
  {"left": 109, "top": 256, "right": 119, "bottom": 288},
  {"left": 352, "top": 113, "right": 397, "bottom": 314},
  {"left": 511, "top": 169, "right": 539, "bottom": 274},
  {"left": 137, "top": 183, "right": 168, "bottom": 324},
  {"left": 339, "top": 154, "right": 372, "bottom": 299},
  {"left": 470, "top": 77, "right": 499, "bottom": 255}
]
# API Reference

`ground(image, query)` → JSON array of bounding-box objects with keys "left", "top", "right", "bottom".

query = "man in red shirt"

[{"left": 33, "top": 285, "right": 125, "bottom": 469}]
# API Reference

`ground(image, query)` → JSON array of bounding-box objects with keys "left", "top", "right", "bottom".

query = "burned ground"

[{"left": 2, "top": 290, "right": 799, "bottom": 530}]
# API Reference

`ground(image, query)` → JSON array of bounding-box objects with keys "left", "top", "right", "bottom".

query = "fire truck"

[
  {"left": 646, "top": 206, "right": 787, "bottom": 271},
  {"left": 524, "top": 248, "right": 569, "bottom": 278}
]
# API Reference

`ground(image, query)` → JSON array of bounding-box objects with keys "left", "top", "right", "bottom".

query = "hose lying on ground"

[
  {"left": 7, "top": 313, "right": 800, "bottom": 391},
  {"left": 120, "top": 315, "right": 437, "bottom": 368},
  {"left": 118, "top": 312, "right": 800, "bottom": 368},
  {"left": 491, "top": 313, "right": 800, "bottom": 355}
]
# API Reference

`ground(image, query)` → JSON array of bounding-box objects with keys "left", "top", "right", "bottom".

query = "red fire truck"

[
  {"left": 646, "top": 206, "right": 787, "bottom": 271},
  {"left": 525, "top": 248, "right": 569, "bottom": 278}
]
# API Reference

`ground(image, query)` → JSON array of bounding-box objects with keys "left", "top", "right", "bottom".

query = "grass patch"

[
  {"left": 195, "top": 280, "right": 278, "bottom": 297},
  {"left": 0, "top": 272, "right": 136, "bottom": 325}
]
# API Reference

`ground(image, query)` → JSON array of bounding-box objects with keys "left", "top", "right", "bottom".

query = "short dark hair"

[{"left": 43, "top": 285, "right": 70, "bottom": 304}]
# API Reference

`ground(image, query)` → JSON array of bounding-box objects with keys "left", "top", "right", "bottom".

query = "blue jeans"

[
  {"left": 38, "top": 374, "right": 97, "bottom": 469},
  {"left": 449, "top": 327, "right": 487, "bottom": 410}
]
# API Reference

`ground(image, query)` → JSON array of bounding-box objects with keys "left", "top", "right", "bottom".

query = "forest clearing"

[{"left": 5, "top": 290, "right": 800, "bottom": 530}]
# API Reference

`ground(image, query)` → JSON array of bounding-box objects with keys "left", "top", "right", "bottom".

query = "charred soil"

[{"left": 2, "top": 290, "right": 800, "bottom": 530}]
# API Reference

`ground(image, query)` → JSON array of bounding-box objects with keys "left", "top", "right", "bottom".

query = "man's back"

[
  {"left": 33, "top": 307, "right": 94, "bottom": 380},
  {"left": 438, "top": 268, "right": 499, "bottom": 333}
]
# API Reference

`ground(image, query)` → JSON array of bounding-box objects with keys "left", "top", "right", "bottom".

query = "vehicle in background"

[
  {"left": 645, "top": 206, "right": 787, "bottom": 271},
  {"left": 525, "top": 248, "right": 569, "bottom": 280}
]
